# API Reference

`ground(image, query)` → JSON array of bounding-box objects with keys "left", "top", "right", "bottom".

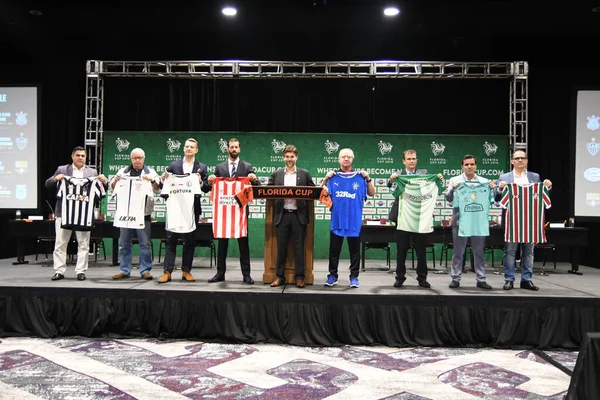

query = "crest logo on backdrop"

[
  {"left": 587, "top": 115, "right": 600, "bottom": 131},
  {"left": 323, "top": 140, "right": 340, "bottom": 163},
  {"left": 166, "top": 138, "right": 181, "bottom": 153},
  {"left": 429, "top": 141, "right": 447, "bottom": 165},
  {"left": 15, "top": 111, "right": 28, "bottom": 126},
  {"left": 16, "top": 133, "right": 28, "bottom": 150},
  {"left": 115, "top": 137, "right": 130, "bottom": 152},
  {"left": 587, "top": 138, "right": 599, "bottom": 156}
]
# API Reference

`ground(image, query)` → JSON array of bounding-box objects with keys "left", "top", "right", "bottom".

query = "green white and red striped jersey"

[{"left": 499, "top": 183, "right": 551, "bottom": 243}]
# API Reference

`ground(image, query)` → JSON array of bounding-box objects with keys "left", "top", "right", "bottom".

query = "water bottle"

[{"left": 15, "top": 209, "right": 21, "bottom": 220}]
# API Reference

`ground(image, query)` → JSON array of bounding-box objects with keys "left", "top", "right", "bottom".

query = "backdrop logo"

[
  {"left": 587, "top": 115, "right": 600, "bottom": 131},
  {"left": 271, "top": 139, "right": 286, "bottom": 153},
  {"left": 115, "top": 137, "right": 130, "bottom": 152},
  {"left": 584, "top": 167, "right": 600, "bottom": 182},
  {"left": 218, "top": 138, "right": 228, "bottom": 153},
  {"left": 586, "top": 192, "right": 600, "bottom": 207},
  {"left": 15, "top": 111, "right": 27, "bottom": 126},
  {"left": 15, "top": 184, "right": 26, "bottom": 200},
  {"left": 166, "top": 138, "right": 181, "bottom": 153},
  {"left": 16, "top": 133, "right": 27, "bottom": 150},
  {"left": 378, "top": 140, "right": 393, "bottom": 155},
  {"left": 587, "top": 138, "right": 599, "bottom": 156},
  {"left": 324, "top": 140, "right": 340, "bottom": 154},
  {"left": 430, "top": 141, "right": 445, "bottom": 156},
  {"left": 483, "top": 142, "right": 498, "bottom": 156}
]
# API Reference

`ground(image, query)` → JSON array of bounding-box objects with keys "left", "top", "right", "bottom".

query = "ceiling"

[{"left": 2, "top": 0, "right": 600, "bottom": 64}]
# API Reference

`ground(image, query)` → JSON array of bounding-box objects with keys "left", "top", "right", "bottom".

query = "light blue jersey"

[
  {"left": 327, "top": 172, "right": 367, "bottom": 237},
  {"left": 452, "top": 181, "right": 494, "bottom": 237}
]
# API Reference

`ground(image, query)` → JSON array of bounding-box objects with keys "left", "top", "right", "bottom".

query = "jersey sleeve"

[
  {"left": 452, "top": 184, "right": 462, "bottom": 209},
  {"left": 93, "top": 178, "right": 106, "bottom": 199},
  {"left": 542, "top": 184, "right": 551, "bottom": 209},
  {"left": 391, "top": 177, "right": 407, "bottom": 198},
  {"left": 56, "top": 179, "right": 66, "bottom": 199},
  {"left": 160, "top": 174, "right": 171, "bottom": 199},
  {"left": 192, "top": 175, "right": 202, "bottom": 195},
  {"left": 499, "top": 185, "right": 510, "bottom": 208}
]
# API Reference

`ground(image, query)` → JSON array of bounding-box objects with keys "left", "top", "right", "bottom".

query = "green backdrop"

[{"left": 102, "top": 131, "right": 508, "bottom": 260}]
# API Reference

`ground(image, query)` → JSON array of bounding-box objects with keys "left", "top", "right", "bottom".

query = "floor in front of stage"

[{"left": 1, "top": 255, "right": 598, "bottom": 298}]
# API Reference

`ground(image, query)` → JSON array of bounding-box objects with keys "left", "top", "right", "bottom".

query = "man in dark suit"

[
  {"left": 45, "top": 146, "right": 109, "bottom": 281},
  {"left": 207, "top": 138, "right": 259, "bottom": 284},
  {"left": 496, "top": 149, "right": 552, "bottom": 291},
  {"left": 158, "top": 138, "right": 211, "bottom": 283},
  {"left": 267, "top": 145, "right": 315, "bottom": 288}
]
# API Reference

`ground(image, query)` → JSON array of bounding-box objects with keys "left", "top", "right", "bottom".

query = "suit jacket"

[
  {"left": 166, "top": 158, "right": 211, "bottom": 218},
  {"left": 494, "top": 170, "right": 541, "bottom": 201},
  {"left": 268, "top": 167, "right": 315, "bottom": 225},
  {"left": 214, "top": 159, "right": 260, "bottom": 217},
  {"left": 45, "top": 164, "right": 99, "bottom": 217}
]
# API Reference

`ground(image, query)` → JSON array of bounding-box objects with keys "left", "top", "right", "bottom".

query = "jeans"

[
  {"left": 119, "top": 222, "right": 152, "bottom": 276},
  {"left": 503, "top": 242, "right": 534, "bottom": 282}
]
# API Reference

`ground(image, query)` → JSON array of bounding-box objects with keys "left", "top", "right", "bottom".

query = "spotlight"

[
  {"left": 383, "top": 7, "right": 400, "bottom": 16},
  {"left": 222, "top": 6, "right": 237, "bottom": 16}
]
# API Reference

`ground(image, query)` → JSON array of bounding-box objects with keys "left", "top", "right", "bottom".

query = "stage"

[{"left": 1, "top": 256, "right": 599, "bottom": 350}]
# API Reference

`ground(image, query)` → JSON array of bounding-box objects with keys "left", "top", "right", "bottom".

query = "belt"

[{"left": 284, "top": 209, "right": 297, "bottom": 213}]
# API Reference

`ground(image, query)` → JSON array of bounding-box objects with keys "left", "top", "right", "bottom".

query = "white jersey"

[
  {"left": 57, "top": 177, "right": 106, "bottom": 231},
  {"left": 161, "top": 173, "right": 202, "bottom": 233},
  {"left": 211, "top": 177, "right": 250, "bottom": 238},
  {"left": 111, "top": 176, "right": 154, "bottom": 229}
]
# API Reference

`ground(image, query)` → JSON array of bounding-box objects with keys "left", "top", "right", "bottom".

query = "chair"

[
  {"left": 484, "top": 244, "right": 504, "bottom": 269},
  {"left": 362, "top": 242, "right": 391, "bottom": 271},
  {"left": 536, "top": 243, "right": 556, "bottom": 274},
  {"left": 409, "top": 242, "right": 436, "bottom": 269},
  {"left": 89, "top": 237, "right": 106, "bottom": 262},
  {"left": 196, "top": 240, "right": 217, "bottom": 268},
  {"left": 36, "top": 236, "right": 56, "bottom": 261}
]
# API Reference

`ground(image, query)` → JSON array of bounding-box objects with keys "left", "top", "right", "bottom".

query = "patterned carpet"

[{"left": 0, "top": 338, "right": 575, "bottom": 399}]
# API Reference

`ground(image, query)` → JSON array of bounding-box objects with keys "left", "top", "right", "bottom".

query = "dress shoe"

[
  {"left": 141, "top": 272, "right": 153, "bottom": 280},
  {"left": 476, "top": 281, "right": 492, "bottom": 290},
  {"left": 181, "top": 271, "right": 195, "bottom": 282},
  {"left": 393, "top": 278, "right": 406, "bottom": 288},
  {"left": 520, "top": 280, "right": 539, "bottom": 291},
  {"left": 51, "top": 273, "right": 64, "bottom": 281},
  {"left": 112, "top": 272, "right": 130, "bottom": 279},
  {"left": 270, "top": 277, "right": 284, "bottom": 287},
  {"left": 158, "top": 271, "right": 171, "bottom": 284},
  {"left": 503, "top": 281, "right": 514, "bottom": 290},
  {"left": 208, "top": 274, "right": 225, "bottom": 283},
  {"left": 418, "top": 280, "right": 431, "bottom": 288},
  {"left": 449, "top": 280, "right": 460, "bottom": 288},
  {"left": 77, "top": 273, "right": 86, "bottom": 281},
  {"left": 295, "top": 279, "right": 305, "bottom": 288},
  {"left": 243, "top": 276, "right": 255, "bottom": 284}
]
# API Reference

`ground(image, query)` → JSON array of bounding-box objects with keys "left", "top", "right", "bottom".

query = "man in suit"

[
  {"left": 158, "top": 138, "right": 211, "bottom": 283},
  {"left": 387, "top": 149, "right": 441, "bottom": 288},
  {"left": 45, "top": 146, "right": 109, "bottom": 281},
  {"left": 268, "top": 145, "right": 315, "bottom": 288},
  {"left": 207, "top": 137, "right": 259, "bottom": 284},
  {"left": 496, "top": 149, "right": 552, "bottom": 291}
]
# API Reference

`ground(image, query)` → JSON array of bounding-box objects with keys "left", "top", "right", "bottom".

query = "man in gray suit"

[
  {"left": 45, "top": 146, "right": 108, "bottom": 281},
  {"left": 497, "top": 149, "right": 552, "bottom": 291},
  {"left": 268, "top": 145, "right": 315, "bottom": 288}
]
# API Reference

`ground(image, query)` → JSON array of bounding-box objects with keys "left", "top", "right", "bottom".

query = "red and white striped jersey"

[
  {"left": 211, "top": 177, "right": 250, "bottom": 238},
  {"left": 500, "top": 183, "right": 551, "bottom": 243}
]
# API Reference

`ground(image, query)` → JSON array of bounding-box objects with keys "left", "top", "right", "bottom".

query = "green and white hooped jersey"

[{"left": 392, "top": 174, "right": 443, "bottom": 233}]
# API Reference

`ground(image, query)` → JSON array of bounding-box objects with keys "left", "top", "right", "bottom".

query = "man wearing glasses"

[{"left": 497, "top": 150, "right": 552, "bottom": 291}]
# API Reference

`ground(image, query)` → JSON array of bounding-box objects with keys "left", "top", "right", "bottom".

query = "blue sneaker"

[
  {"left": 324, "top": 276, "right": 338, "bottom": 286},
  {"left": 350, "top": 277, "right": 360, "bottom": 288}
]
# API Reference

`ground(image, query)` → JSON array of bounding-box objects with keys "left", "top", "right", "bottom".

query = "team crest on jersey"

[
  {"left": 483, "top": 142, "right": 498, "bottom": 156},
  {"left": 586, "top": 192, "right": 600, "bottom": 207},
  {"left": 186, "top": 180, "right": 193, "bottom": 187},
  {"left": 218, "top": 138, "right": 228, "bottom": 153},
  {"left": 15, "top": 184, "right": 27, "bottom": 199},
  {"left": 16, "top": 133, "right": 28, "bottom": 150},
  {"left": 587, "top": 115, "right": 600, "bottom": 131},
  {"left": 430, "top": 141, "right": 445, "bottom": 156},
  {"left": 470, "top": 193, "right": 476, "bottom": 200},
  {"left": 166, "top": 138, "right": 181, "bottom": 153},
  {"left": 352, "top": 182, "right": 360, "bottom": 190},
  {"left": 378, "top": 141, "right": 393, "bottom": 155},
  {"left": 15, "top": 111, "right": 27, "bottom": 126},
  {"left": 587, "top": 138, "right": 599, "bottom": 156},
  {"left": 325, "top": 140, "right": 340, "bottom": 155},
  {"left": 115, "top": 137, "right": 130, "bottom": 152},
  {"left": 271, "top": 139, "right": 286, "bottom": 153}
]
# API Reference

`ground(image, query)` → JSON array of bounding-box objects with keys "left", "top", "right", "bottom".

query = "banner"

[{"left": 102, "top": 132, "right": 509, "bottom": 259}]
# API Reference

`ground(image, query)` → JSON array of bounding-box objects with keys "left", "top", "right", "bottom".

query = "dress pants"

[
  {"left": 53, "top": 217, "right": 90, "bottom": 275},
  {"left": 217, "top": 237, "right": 251, "bottom": 277},
  {"left": 395, "top": 229, "right": 428, "bottom": 282},
  {"left": 163, "top": 230, "right": 196, "bottom": 273},
  {"left": 450, "top": 228, "right": 487, "bottom": 283},
  {"left": 327, "top": 232, "right": 360, "bottom": 279},
  {"left": 275, "top": 211, "right": 306, "bottom": 280}
]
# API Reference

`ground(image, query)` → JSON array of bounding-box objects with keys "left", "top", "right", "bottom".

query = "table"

[
  {"left": 359, "top": 225, "right": 589, "bottom": 274},
  {"left": 8, "top": 220, "right": 214, "bottom": 266}
]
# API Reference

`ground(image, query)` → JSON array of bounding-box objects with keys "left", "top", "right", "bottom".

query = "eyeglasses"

[{"left": 513, "top": 157, "right": 527, "bottom": 161}]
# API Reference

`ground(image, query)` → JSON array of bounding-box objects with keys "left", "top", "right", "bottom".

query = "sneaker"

[
  {"left": 324, "top": 276, "right": 338, "bottom": 286},
  {"left": 350, "top": 277, "right": 360, "bottom": 288},
  {"left": 449, "top": 280, "right": 460, "bottom": 288},
  {"left": 477, "top": 281, "right": 492, "bottom": 290}
]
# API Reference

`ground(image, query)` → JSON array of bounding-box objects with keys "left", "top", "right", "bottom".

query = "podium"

[{"left": 263, "top": 200, "right": 315, "bottom": 284}]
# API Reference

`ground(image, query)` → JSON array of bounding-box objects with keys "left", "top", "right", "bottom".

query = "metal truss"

[{"left": 84, "top": 60, "right": 528, "bottom": 170}]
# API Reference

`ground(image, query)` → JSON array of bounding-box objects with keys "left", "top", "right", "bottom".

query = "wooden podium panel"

[{"left": 263, "top": 200, "right": 315, "bottom": 284}]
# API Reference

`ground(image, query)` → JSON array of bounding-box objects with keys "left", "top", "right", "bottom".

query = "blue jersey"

[
  {"left": 327, "top": 172, "right": 367, "bottom": 237},
  {"left": 453, "top": 181, "right": 494, "bottom": 237}
]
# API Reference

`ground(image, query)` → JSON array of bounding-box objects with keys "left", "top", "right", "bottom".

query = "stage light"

[
  {"left": 383, "top": 7, "right": 400, "bottom": 16},
  {"left": 222, "top": 6, "right": 237, "bottom": 16}
]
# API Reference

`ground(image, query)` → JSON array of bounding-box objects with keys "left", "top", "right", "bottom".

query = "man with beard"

[
  {"left": 207, "top": 138, "right": 259, "bottom": 284},
  {"left": 268, "top": 145, "right": 315, "bottom": 288}
]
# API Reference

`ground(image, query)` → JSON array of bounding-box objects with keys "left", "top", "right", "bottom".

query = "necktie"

[{"left": 231, "top": 163, "right": 236, "bottom": 177}]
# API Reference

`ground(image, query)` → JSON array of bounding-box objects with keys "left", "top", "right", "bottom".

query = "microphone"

[{"left": 45, "top": 199, "right": 55, "bottom": 220}]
